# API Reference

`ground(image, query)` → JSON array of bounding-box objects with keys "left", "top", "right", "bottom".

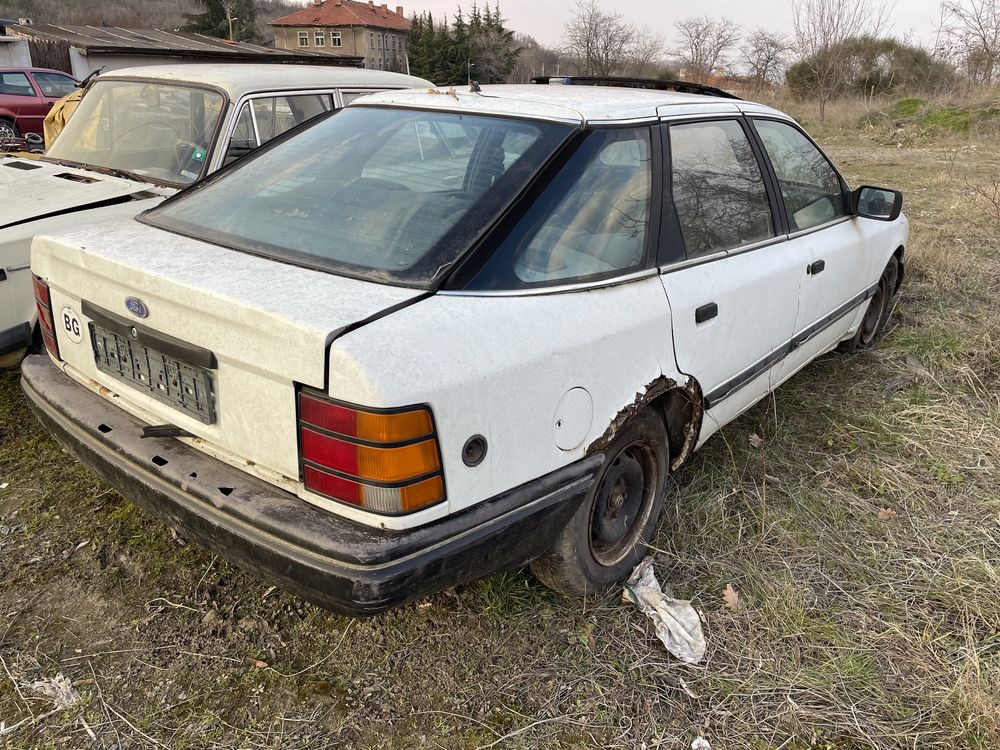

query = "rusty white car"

[
  {"left": 0, "top": 63, "right": 431, "bottom": 357},
  {"left": 22, "top": 79, "right": 907, "bottom": 614}
]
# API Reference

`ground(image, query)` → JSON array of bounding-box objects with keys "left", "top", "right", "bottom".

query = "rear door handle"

[
  {"left": 695, "top": 302, "right": 718, "bottom": 323},
  {"left": 807, "top": 259, "right": 826, "bottom": 275}
]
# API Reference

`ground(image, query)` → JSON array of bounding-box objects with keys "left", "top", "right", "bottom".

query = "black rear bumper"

[{"left": 20, "top": 355, "right": 600, "bottom": 615}]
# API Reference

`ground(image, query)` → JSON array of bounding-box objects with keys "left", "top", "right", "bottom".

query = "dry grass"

[{"left": 1, "top": 106, "right": 999, "bottom": 749}]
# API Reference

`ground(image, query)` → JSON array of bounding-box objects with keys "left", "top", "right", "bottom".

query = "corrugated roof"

[
  {"left": 6, "top": 24, "right": 364, "bottom": 65},
  {"left": 271, "top": 0, "right": 409, "bottom": 32}
]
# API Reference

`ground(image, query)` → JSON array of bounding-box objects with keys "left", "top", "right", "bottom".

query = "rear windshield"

[{"left": 145, "top": 106, "right": 572, "bottom": 287}]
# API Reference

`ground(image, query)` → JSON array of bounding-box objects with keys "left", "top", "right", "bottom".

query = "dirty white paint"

[{"left": 29, "top": 87, "right": 910, "bottom": 533}]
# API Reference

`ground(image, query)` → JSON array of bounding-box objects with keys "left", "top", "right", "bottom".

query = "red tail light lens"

[
  {"left": 298, "top": 391, "right": 444, "bottom": 514},
  {"left": 32, "top": 275, "right": 60, "bottom": 360}
]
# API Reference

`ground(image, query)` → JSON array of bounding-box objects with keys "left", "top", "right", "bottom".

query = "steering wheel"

[{"left": 111, "top": 119, "right": 182, "bottom": 146}]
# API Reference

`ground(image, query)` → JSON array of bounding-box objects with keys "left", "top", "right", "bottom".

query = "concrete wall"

[{"left": 0, "top": 38, "right": 31, "bottom": 68}]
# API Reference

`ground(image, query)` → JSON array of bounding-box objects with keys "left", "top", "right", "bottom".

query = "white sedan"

[{"left": 22, "top": 79, "right": 907, "bottom": 613}]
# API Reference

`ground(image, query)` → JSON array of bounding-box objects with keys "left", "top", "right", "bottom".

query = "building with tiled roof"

[{"left": 270, "top": 0, "right": 410, "bottom": 72}]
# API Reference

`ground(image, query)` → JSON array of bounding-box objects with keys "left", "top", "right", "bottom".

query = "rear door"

[
  {"left": 658, "top": 117, "right": 802, "bottom": 442},
  {"left": 0, "top": 71, "right": 43, "bottom": 135}
]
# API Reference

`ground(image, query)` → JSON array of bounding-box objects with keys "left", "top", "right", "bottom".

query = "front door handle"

[
  {"left": 807, "top": 259, "right": 826, "bottom": 275},
  {"left": 695, "top": 302, "right": 718, "bottom": 323}
]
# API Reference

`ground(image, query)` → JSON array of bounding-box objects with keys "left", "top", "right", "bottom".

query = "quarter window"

[
  {"left": 470, "top": 128, "right": 653, "bottom": 289},
  {"left": 669, "top": 120, "right": 773, "bottom": 259},
  {"left": 754, "top": 119, "right": 846, "bottom": 232}
]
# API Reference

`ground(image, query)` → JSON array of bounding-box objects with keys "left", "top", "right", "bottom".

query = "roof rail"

[{"left": 530, "top": 75, "right": 741, "bottom": 101}]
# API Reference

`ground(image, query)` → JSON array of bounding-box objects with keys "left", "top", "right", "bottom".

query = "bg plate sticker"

[{"left": 60, "top": 306, "right": 83, "bottom": 344}]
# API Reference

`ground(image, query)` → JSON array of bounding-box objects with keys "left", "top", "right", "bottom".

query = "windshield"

[
  {"left": 46, "top": 79, "right": 226, "bottom": 185},
  {"left": 145, "top": 106, "right": 572, "bottom": 287}
]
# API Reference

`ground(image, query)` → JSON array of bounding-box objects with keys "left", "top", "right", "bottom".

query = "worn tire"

[
  {"left": 530, "top": 408, "right": 669, "bottom": 597},
  {"left": 838, "top": 255, "right": 899, "bottom": 353},
  {"left": 0, "top": 118, "right": 19, "bottom": 141}
]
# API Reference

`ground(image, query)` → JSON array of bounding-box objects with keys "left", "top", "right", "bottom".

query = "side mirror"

[{"left": 851, "top": 185, "right": 902, "bottom": 222}]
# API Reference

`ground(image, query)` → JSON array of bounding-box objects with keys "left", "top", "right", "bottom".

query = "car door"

[
  {"left": 0, "top": 71, "right": 42, "bottom": 135},
  {"left": 658, "top": 117, "right": 803, "bottom": 443},
  {"left": 749, "top": 117, "right": 873, "bottom": 375}
]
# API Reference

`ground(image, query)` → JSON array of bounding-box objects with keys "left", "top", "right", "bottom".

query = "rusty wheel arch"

[{"left": 587, "top": 376, "right": 703, "bottom": 472}]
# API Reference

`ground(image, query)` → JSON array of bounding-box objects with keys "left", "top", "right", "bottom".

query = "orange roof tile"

[{"left": 271, "top": 0, "right": 409, "bottom": 32}]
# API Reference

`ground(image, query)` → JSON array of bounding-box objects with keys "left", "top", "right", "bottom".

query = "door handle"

[
  {"left": 807, "top": 259, "right": 826, "bottom": 275},
  {"left": 695, "top": 302, "right": 718, "bottom": 323}
]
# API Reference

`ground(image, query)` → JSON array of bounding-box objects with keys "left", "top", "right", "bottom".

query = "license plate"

[{"left": 91, "top": 323, "right": 216, "bottom": 424}]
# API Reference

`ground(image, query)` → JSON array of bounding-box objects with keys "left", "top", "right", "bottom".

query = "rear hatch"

[{"left": 32, "top": 220, "right": 424, "bottom": 485}]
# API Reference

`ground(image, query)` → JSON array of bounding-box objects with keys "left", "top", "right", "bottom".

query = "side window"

[
  {"left": 754, "top": 119, "right": 846, "bottom": 232},
  {"left": 224, "top": 103, "right": 257, "bottom": 165},
  {"left": 669, "top": 120, "right": 774, "bottom": 259},
  {"left": 470, "top": 128, "right": 653, "bottom": 289},
  {"left": 250, "top": 94, "right": 333, "bottom": 144},
  {"left": 32, "top": 72, "right": 77, "bottom": 98},
  {"left": 0, "top": 72, "right": 35, "bottom": 97},
  {"left": 340, "top": 90, "right": 378, "bottom": 106}
]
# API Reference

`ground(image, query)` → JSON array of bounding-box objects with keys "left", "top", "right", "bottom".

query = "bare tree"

[
  {"left": 673, "top": 16, "right": 742, "bottom": 81},
  {"left": 938, "top": 0, "right": 1000, "bottom": 84},
  {"left": 792, "top": 0, "right": 889, "bottom": 120},
  {"left": 741, "top": 29, "right": 792, "bottom": 92},
  {"left": 562, "top": 0, "right": 635, "bottom": 76},
  {"left": 621, "top": 27, "right": 665, "bottom": 77}
]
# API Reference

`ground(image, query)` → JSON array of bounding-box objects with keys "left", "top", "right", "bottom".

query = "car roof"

[
  {"left": 0, "top": 67, "right": 78, "bottom": 78},
  {"left": 98, "top": 64, "right": 432, "bottom": 99},
  {"left": 353, "top": 84, "right": 789, "bottom": 124}
]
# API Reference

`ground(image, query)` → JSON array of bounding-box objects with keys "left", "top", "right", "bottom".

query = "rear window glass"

[{"left": 146, "top": 107, "right": 570, "bottom": 288}]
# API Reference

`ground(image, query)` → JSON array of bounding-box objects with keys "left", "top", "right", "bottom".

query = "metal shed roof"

[{"left": 5, "top": 24, "right": 364, "bottom": 66}]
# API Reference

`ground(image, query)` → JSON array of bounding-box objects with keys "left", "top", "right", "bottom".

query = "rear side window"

[
  {"left": 754, "top": 119, "right": 846, "bottom": 232},
  {"left": 669, "top": 120, "right": 774, "bottom": 259},
  {"left": 0, "top": 72, "right": 34, "bottom": 97},
  {"left": 251, "top": 94, "right": 334, "bottom": 143},
  {"left": 469, "top": 128, "right": 653, "bottom": 289}
]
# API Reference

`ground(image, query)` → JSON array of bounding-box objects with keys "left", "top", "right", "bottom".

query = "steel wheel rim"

[
  {"left": 588, "top": 439, "right": 658, "bottom": 567},
  {"left": 0, "top": 122, "right": 16, "bottom": 140}
]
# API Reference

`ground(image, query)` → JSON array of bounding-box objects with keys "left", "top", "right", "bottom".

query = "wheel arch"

[{"left": 587, "top": 375, "right": 704, "bottom": 473}]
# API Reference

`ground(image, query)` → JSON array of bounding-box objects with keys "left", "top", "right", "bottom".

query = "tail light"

[
  {"left": 298, "top": 390, "right": 445, "bottom": 514},
  {"left": 32, "top": 275, "right": 60, "bottom": 360}
]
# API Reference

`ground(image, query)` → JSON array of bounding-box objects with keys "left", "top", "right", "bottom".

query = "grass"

[{"left": 1, "top": 108, "right": 999, "bottom": 749}]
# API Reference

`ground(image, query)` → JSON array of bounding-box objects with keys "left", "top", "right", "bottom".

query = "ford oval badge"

[{"left": 125, "top": 297, "right": 148, "bottom": 319}]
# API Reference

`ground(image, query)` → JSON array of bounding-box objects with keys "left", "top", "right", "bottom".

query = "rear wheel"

[
  {"left": 0, "top": 118, "right": 19, "bottom": 141},
  {"left": 839, "top": 256, "right": 899, "bottom": 353},
  {"left": 531, "top": 409, "right": 668, "bottom": 597}
]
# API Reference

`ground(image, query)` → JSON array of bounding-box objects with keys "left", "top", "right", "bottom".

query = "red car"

[{"left": 0, "top": 67, "right": 78, "bottom": 140}]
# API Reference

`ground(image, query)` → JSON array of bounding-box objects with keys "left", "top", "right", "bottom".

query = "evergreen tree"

[{"left": 407, "top": 4, "right": 518, "bottom": 85}]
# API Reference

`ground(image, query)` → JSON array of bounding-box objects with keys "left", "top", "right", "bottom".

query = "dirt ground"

[{"left": 1, "top": 123, "right": 998, "bottom": 749}]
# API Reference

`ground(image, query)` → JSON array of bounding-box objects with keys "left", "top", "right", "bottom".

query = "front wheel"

[
  {"left": 530, "top": 409, "right": 669, "bottom": 597},
  {"left": 839, "top": 255, "right": 899, "bottom": 353}
]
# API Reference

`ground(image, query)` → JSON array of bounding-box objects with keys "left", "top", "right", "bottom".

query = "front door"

[
  {"left": 658, "top": 117, "right": 804, "bottom": 442},
  {"left": 749, "top": 118, "right": 872, "bottom": 374}
]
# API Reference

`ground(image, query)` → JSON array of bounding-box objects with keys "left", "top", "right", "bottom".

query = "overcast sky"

[{"left": 301, "top": 0, "right": 946, "bottom": 51}]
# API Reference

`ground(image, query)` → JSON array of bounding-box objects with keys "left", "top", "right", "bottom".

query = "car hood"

[{"left": 0, "top": 156, "right": 171, "bottom": 230}]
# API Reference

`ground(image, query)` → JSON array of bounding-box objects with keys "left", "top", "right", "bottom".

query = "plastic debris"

[
  {"left": 28, "top": 674, "right": 80, "bottom": 709},
  {"left": 623, "top": 557, "right": 706, "bottom": 664},
  {"left": 691, "top": 737, "right": 712, "bottom": 750}
]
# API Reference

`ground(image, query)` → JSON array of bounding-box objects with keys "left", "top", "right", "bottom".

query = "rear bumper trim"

[{"left": 21, "top": 355, "right": 600, "bottom": 614}]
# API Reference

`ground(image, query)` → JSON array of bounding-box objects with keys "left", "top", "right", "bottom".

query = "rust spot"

[{"left": 587, "top": 375, "right": 703, "bottom": 472}]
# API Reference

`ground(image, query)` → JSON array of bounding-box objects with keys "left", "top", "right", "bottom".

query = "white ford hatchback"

[{"left": 22, "top": 79, "right": 907, "bottom": 613}]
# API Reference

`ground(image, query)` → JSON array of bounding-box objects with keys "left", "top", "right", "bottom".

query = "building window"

[
  {"left": 331, "top": 31, "right": 342, "bottom": 47},
  {"left": 392, "top": 36, "right": 396, "bottom": 49},
  {"left": 298, "top": 31, "right": 309, "bottom": 47},
  {"left": 314, "top": 31, "right": 325, "bottom": 46}
]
